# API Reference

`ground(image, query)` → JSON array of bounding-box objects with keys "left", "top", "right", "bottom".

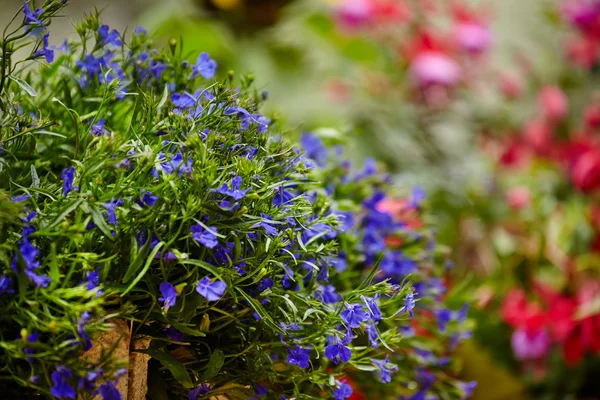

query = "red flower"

[
  {"left": 506, "top": 186, "right": 531, "bottom": 209},
  {"left": 501, "top": 289, "right": 546, "bottom": 333},
  {"left": 571, "top": 147, "right": 600, "bottom": 191},
  {"left": 538, "top": 86, "right": 568, "bottom": 122},
  {"left": 523, "top": 118, "right": 553, "bottom": 155}
]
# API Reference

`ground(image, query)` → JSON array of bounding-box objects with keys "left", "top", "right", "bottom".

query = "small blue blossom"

[
  {"left": 32, "top": 33, "right": 54, "bottom": 63},
  {"left": 286, "top": 345, "right": 311, "bottom": 369},
  {"left": 62, "top": 167, "right": 76, "bottom": 196},
  {"left": 98, "top": 25, "right": 121, "bottom": 47},
  {"left": 212, "top": 176, "right": 250, "bottom": 200},
  {"left": 325, "top": 335, "right": 352, "bottom": 364},
  {"left": 409, "top": 186, "right": 426, "bottom": 208},
  {"left": 366, "top": 322, "right": 379, "bottom": 348},
  {"left": 189, "top": 383, "right": 211, "bottom": 400},
  {"left": 78, "top": 368, "right": 103, "bottom": 392},
  {"left": 0, "top": 275, "right": 13, "bottom": 294},
  {"left": 436, "top": 308, "right": 453, "bottom": 333},
  {"left": 190, "top": 52, "right": 217, "bottom": 79},
  {"left": 315, "top": 284, "right": 341, "bottom": 304},
  {"left": 251, "top": 214, "right": 278, "bottom": 236},
  {"left": 364, "top": 294, "right": 382, "bottom": 321},
  {"left": 11, "top": 194, "right": 30, "bottom": 202},
  {"left": 165, "top": 326, "right": 184, "bottom": 341},
  {"left": 158, "top": 282, "right": 177, "bottom": 311},
  {"left": 134, "top": 26, "right": 148, "bottom": 36},
  {"left": 23, "top": 1, "right": 44, "bottom": 28},
  {"left": 371, "top": 355, "right": 398, "bottom": 384},
  {"left": 404, "top": 292, "right": 415, "bottom": 318},
  {"left": 340, "top": 304, "right": 369, "bottom": 328},
  {"left": 457, "top": 381, "right": 477, "bottom": 398},
  {"left": 90, "top": 118, "right": 108, "bottom": 136},
  {"left": 50, "top": 365, "right": 76, "bottom": 399},
  {"left": 139, "top": 191, "right": 158, "bottom": 207},
  {"left": 333, "top": 382, "right": 353, "bottom": 400},
  {"left": 196, "top": 276, "right": 226, "bottom": 301},
  {"left": 99, "top": 381, "right": 122, "bottom": 400},
  {"left": 300, "top": 132, "right": 329, "bottom": 167},
  {"left": 191, "top": 224, "right": 218, "bottom": 248},
  {"left": 255, "top": 384, "right": 269, "bottom": 396},
  {"left": 77, "top": 312, "right": 92, "bottom": 350},
  {"left": 102, "top": 198, "right": 123, "bottom": 226}
]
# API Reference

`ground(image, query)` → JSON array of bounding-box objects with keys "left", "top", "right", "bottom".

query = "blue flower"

[
  {"left": 191, "top": 224, "right": 218, "bottom": 248},
  {"left": 363, "top": 294, "right": 382, "bottom": 321},
  {"left": 315, "top": 284, "right": 341, "bottom": 304},
  {"left": 436, "top": 308, "right": 453, "bottom": 333},
  {"left": 211, "top": 176, "right": 250, "bottom": 200},
  {"left": 409, "top": 186, "right": 426, "bottom": 208},
  {"left": 404, "top": 292, "right": 416, "bottom": 318},
  {"left": 78, "top": 368, "right": 103, "bottom": 392},
  {"left": 340, "top": 304, "right": 369, "bottom": 328},
  {"left": 11, "top": 194, "right": 30, "bottom": 202},
  {"left": 365, "top": 322, "right": 379, "bottom": 348},
  {"left": 85, "top": 269, "right": 100, "bottom": 291},
  {"left": 325, "top": 335, "right": 352, "bottom": 364},
  {"left": 457, "top": 381, "right": 477, "bottom": 398},
  {"left": 32, "top": 33, "right": 54, "bottom": 63},
  {"left": 273, "top": 187, "right": 295, "bottom": 207},
  {"left": 50, "top": 365, "right": 76, "bottom": 399},
  {"left": 380, "top": 251, "right": 417, "bottom": 277},
  {"left": 258, "top": 277, "right": 274, "bottom": 292},
  {"left": 189, "top": 383, "right": 211, "bottom": 400},
  {"left": 286, "top": 345, "right": 311, "bottom": 369},
  {"left": 300, "top": 133, "right": 328, "bottom": 167},
  {"left": 99, "top": 381, "right": 122, "bottom": 400},
  {"left": 251, "top": 214, "right": 278, "bottom": 236},
  {"left": 0, "top": 275, "right": 14, "bottom": 294},
  {"left": 98, "top": 25, "right": 121, "bottom": 47},
  {"left": 90, "top": 118, "right": 108, "bottom": 136},
  {"left": 159, "top": 282, "right": 177, "bottom": 311},
  {"left": 255, "top": 384, "right": 269, "bottom": 396},
  {"left": 196, "top": 277, "right": 226, "bottom": 301},
  {"left": 333, "top": 382, "right": 353, "bottom": 400},
  {"left": 101, "top": 197, "right": 123, "bottom": 226},
  {"left": 139, "top": 191, "right": 158, "bottom": 207},
  {"left": 371, "top": 355, "right": 398, "bottom": 384},
  {"left": 77, "top": 312, "right": 92, "bottom": 350},
  {"left": 62, "top": 167, "right": 76, "bottom": 196},
  {"left": 23, "top": 1, "right": 44, "bottom": 28},
  {"left": 190, "top": 52, "right": 217, "bottom": 79},
  {"left": 134, "top": 26, "right": 148, "bottom": 35}
]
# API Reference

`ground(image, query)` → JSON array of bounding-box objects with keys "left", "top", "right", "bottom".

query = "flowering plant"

[{"left": 0, "top": 1, "right": 471, "bottom": 400}]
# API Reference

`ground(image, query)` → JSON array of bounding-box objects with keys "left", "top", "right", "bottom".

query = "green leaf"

[
  {"left": 170, "top": 322, "right": 206, "bottom": 337},
  {"left": 48, "top": 243, "right": 60, "bottom": 290},
  {"left": 179, "top": 259, "right": 222, "bottom": 278},
  {"left": 139, "top": 348, "right": 193, "bottom": 389},
  {"left": 45, "top": 198, "right": 84, "bottom": 231},
  {"left": 157, "top": 84, "right": 169, "bottom": 111},
  {"left": 90, "top": 206, "right": 115, "bottom": 240},
  {"left": 199, "top": 349, "right": 224, "bottom": 382},
  {"left": 122, "top": 236, "right": 151, "bottom": 283},
  {"left": 9, "top": 76, "right": 37, "bottom": 96},
  {"left": 236, "top": 288, "right": 282, "bottom": 333},
  {"left": 30, "top": 165, "right": 39, "bottom": 189},
  {"left": 121, "top": 242, "right": 164, "bottom": 296}
]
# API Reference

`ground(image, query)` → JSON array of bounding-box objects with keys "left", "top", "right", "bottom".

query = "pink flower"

[
  {"left": 499, "top": 72, "right": 524, "bottom": 99},
  {"left": 506, "top": 186, "right": 531, "bottom": 209},
  {"left": 571, "top": 148, "right": 600, "bottom": 191},
  {"left": 511, "top": 328, "right": 550, "bottom": 361},
  {"left": 410, "top": 52, "right": 461, "bottom": 87},
  {"left": 335, "top": 0, "right": 373, "bottom": 30},
  {"left": 524, "top": 118, "right": 553, "bottom": 155},
  {"left": 538, "top": 86, "right": 568, "bottom": 122},
  {"left": 455, "top": 22, "right": 492, "bottom": 53}
]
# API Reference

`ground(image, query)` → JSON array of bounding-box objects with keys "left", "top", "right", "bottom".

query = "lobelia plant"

[
  {"left": 0, "top": 2, "right": 473, "bottom": 400},
  {"left": 299, "top": 132, "right": 474, "bottom": 400}
]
